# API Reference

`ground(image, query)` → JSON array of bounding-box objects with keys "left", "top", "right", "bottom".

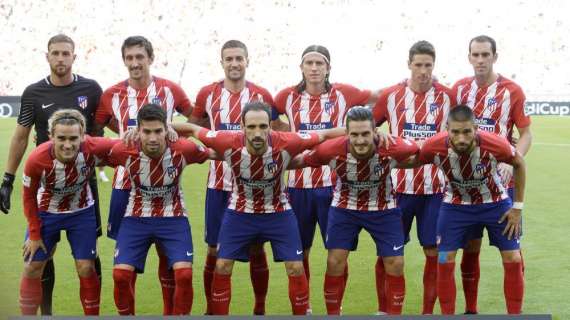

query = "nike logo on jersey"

[
  {"left": 42, "top": 103, "right": 55, "bottom": 109},
  {"left": 393, "top": 244, "right": 404, "bottom": 251},
  {"left": 296, "top": 250, "right": 303, "bottom": 255},
  {"left": 186, "top": 251, "right": 193, "bottom": 256}
]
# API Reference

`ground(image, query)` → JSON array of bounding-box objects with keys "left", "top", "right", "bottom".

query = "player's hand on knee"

[
  {"left": 499, "top": 208, "right": 522, "bottom": 240},
  {"left": 23, "top": 239, "right": 47, "bottom": 263},
  {"left": 0, "top": 172, "right": 15, "bottom": 214}
]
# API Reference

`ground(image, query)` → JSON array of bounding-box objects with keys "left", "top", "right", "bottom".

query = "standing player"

[
  {"left": 19, "top": 110, "right": 117, "bottom": 315},
  {"left": 189, "top": 40, "right": 273, "bottom": 315},
  {"left": 172, "top": 101, "right": 344, "bottom": 315},
  {"left": 272, "top": 45, "right": 377, "bottom": 307},
  {"left": 452, "top": 35, "right": 532, "bottom": 314},
  {"left": 0, "top": 34, "right": 103, "bottom": 315},
  {"left": 289, "top": 107, "right": 418, "bottom": 315},
  {"left": 94, "top": 35, "right": 193, "bottom": 315},
  {"left": 373, "top": 41, "right": 453, "bottom": 314},
  {"left": 110, "top": 104, "right": 211, "bottom": 315},
  {"left": 418, "top": 105, "right": 526, "bottom": 314}
]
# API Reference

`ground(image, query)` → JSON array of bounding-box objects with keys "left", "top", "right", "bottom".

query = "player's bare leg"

[
  {"left": 171, "top": 261, "right": 194, "bottom": 315},
  {"left": 75, "top": 259, "right": 100, "bottom": 315},
  {"left": 382, "top": 256, "right": 405, "bottom": 315},
  {"left": 437, "top": 250, "right": 458, "bottom": 315},
  {"left": 203, "top": 245, "right": 218, "bottom": 314},
  {"left": 211, "top": 258, "right": 235, "bottom": 315},
  {"left": 19, "top": 261, "right": 46, "bottom": 315},
  {"left": 284, "top": 261, "right": 309, "bottom": 315},
  {"left": 156, "top": 244, "right": 175, "bottom": 315},
  {"left": 462, "top": 238, "right": 482, "bottom": 314},
  {"left": 113, "top": 264, "right": 136, "bottom": 315},
  {"left": 248, "top": 243, "right": 269, "bottom": 315},
  {"left": 323, "top": 249, "right": 349, "bottom": 315},
  {"left": 422, "top": 246, "right": 438, "bottom": 314},
  {"left": 500, "top": 250, "right": 523, "bottom": 314}
]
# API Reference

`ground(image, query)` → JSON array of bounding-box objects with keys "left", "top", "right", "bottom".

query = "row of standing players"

[{"left": 1, "top": 33, "right": 531, "bottom": 315}]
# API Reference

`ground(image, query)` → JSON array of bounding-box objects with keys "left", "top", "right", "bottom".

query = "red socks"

[
  {"left": 79, "top": 271, "right": 100, "bottom": 315},
  {"left": 375, "top": 257, "right": 387, "bottom": 313},
  {"left": 461, "top": 251, "right": 480, "bottom": 314},
  {"left": 158, "top": 253, "right": 175, "bottom": 315},
  {"left": 249, "top": 251, "right": 269, "bottom": 315},
  {"left": 422, "top": 255, "right": 438, "bottom": 314},
  {"left": 503, "top": 262, "right": 524, "bottom": 314},
  {"left": 19, "top": 276, "right": 42, "bottom": 315},
  {"left": 113, "top": 269, "right": 135, "bottom": 315},
  {"left": 385, "top": 274, "right": 405, "bottom": 315},
  {"left": 323, "top": 274, "right": 344, "bottom": 315},
  {"left": 173, "top": 267, "right": 193, "bottom": 315},
  {"left": 203, "top": 254, "right": 217, "bottom": 314},
  {"left": 211, "top": 272, "right": 232, "bottom": 315},
  {"left": 437, "top": 262, "right": 456, "bottom": 315},
  {"left": 288, "top": 274, "right": 309, "bottom": 315}
]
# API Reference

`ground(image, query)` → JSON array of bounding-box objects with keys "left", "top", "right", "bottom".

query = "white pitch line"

[{"left": 534, "top": 142, "right": 570, "bottom": 147}]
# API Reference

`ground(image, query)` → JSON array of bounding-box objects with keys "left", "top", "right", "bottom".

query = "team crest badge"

[
  {"left": 152, "top": 97, "right": 162, "bottom": 105},
  {"left": 487, "top": 97, "right": 497, "bottom": 111},
  {"left": 429, "top": 102, "right": 439, "bottom": 113},
  {"left": 266, "top": 162, "right": 278, "bottom": 174},
  {"left": 167, "top": 166, "right": 177, "bottom": 178},
  {"left": 475, "top": 163, "right": 486, "bottom": 176},
  {"left": 80, "top": 165, "right": 90, "bottom": 176},
  {"left": 77, "top": 96, "right": 88, "bottom": 109},
  {"left": 324, "top": 101, "right": 334, "bottom": 114},
  {"left": 374, "top": 163, "right": 384, "bottom": 175}
]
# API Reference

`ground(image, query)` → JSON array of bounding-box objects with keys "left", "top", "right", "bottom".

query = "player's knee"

[
  {"left": 112, "top": 268, "right": 132, "bottom": 285},
  {"left": 326, "top": 255, "right": 346, "bottom": 273},
  {"left": 214, "top": 259, "right": 234, "bottom": 275},
  {"left": 423, "top": 246, "right": 438, "bottom": 257},
  {"left": 23, "top": 261, "right": 45, "bottom": 278},
  {"left": 75, "top": 260, "right": 95, "bottom": 278},
  {"left": 438, "top": 250, "right": 457, "bottom": 263},
  {"left": 500, "top": 250, "right": 522, "bottom": 263},
  {"left": 383, "top": 256, "right": 404, "bottom": 276},
  {"left": 285, "top": 261, "right": 304, "bottom": 276},
  {"left": 206, "top": 246, "right": 218, "bottom": 256}
]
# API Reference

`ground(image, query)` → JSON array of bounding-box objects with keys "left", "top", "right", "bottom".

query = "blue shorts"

[
  {"left": 114, "top": 216, "right": 194, "bottom": 273},
  {"left": 204, "top": 188, "right": 231, "bottom": 246},
  {"left": 397, "top": 193, "right": 443, "bottom": 247},
  {"left": 217, "top": 209, "right": 303, "bottom": 262},
  {"left": 326, "top": 207, "right": 405, "bottom": 257},
  {"left": 438, "top": 198, "right": 520, "bottom": 252},
  {"left": 463, "top": 188, "right": 521, "bottom": 244},
  {"left": 26, "top": 206, "right": 97, "bottom": 262},
  {"left": 107, "top": 188, "right": 130, "bottom": 240},
  {"left": 289, "top": 187, "right": 333, "bottom": 249}
]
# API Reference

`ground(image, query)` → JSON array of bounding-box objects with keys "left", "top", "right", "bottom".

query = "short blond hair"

[{"left": 48, "top": 109, "right": 86, "bottom": 136}]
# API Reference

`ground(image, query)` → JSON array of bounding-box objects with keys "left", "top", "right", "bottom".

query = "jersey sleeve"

[
  {"left": 106, "top": 142, "right": 129, "bottom": 167},
  {"left": 272, "top": 89, "right": 290, "bottom": 120},
  {"left": 196, "top": 128, "right": 236, "bottom": 155},
  {"left": 372, "top": 90, "right": 389, "bottom": 125},
  {"left": 509, "top": 87, "right": 531, "bottom": 128},
  {"left": 282, "top": 132, "right": 321, "bottom": 156},
  {"left": 191, "top": 86, "right": 211, "bottom": 119},
  {"left": 22, "top": 151, "right": 43, "bottom": 240},
  {"left": 171, "top": 82, "right": 193, "bottom": 116},
  {"left": 95, "top": 90, "right": 114, "bottom": 126},
  {"left": 302, "top": 138, "right": 341, "bottom": 167},
  {"left": 384, "top": 137, "right": 419, "bottom": 162},
  {"left": 180, "top": 140, "right": 211, "bottom": 164},
  {"left": 417, "top": 137, "right": 438, "bottom": 165},
  {"left": 486, "top": 133, "right": 517, "bottom": 164},
  {"left": 17, "top": 85, "right": 36, "bottom": 128},
  {"left": 84, "top": 136, "right": 121, "bottom": 165},
  {"left": 337, "top": 83, "right": 371, "bottom": 106},
  {"left": 258, "top": 87, "right": 275, "bottom": 107}
]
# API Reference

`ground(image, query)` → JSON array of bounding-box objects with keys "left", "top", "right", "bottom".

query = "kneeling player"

[
  {"left": 418, "top": 105, "right": 526, "bottom": 314},
  {"left": 289, "top": 107, "right": 418, "bottom": 315},
  {"left": 19, "top": 110, "right": 118, "bottom": 315},
  {"left": 109, "top": 104, "right": 212, "bottom": 315}
]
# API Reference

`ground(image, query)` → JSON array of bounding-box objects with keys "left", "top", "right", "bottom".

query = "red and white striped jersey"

[
  {"left": 193, "top": 81, "right": 274, "bottom": 191},
  {"left": 96, "top": 76, "right": 192, "bottom": 189},
  {"left": 452, "top": 75, "right": 530, "bottom": 142},
  {"left": 197, "top": 128, "right": 321, "bottom": 214},
  {"left": 373, "top": 80, "right": 453, "bottom": 195},
  {"left": 22, "top": 136, "right": 118, "bottom": 240},
  {"left": 274, "top": 83, "right": 371, "bottom": 189},
  {"left": 418, "top": 131, "right": 516, "bottom": 205},
  {"left": 107, "top": 139, "right": 209, "bottom": 218},
  {"left": 304, "top": 137, "right": 418, "bottom": 211}
]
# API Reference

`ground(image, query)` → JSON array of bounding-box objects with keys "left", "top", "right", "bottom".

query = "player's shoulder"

[
  {"left": 103, "top": 79, "right": 128, "bottom": 94},
  {"left": 478, "top": 130, "right": 509, "bottom": 147},
  {"left": 22, "top": 77, "right": 50, "bottom": 96},
  {"left": 74, "top": 74, "right": 100, "bottom": 87},
  {"left": 27, "top": 142, "right": 53, "bottom": 164},
  {"left": 246, "top": 81, "right": 272, "bottom": 95},
  {"left": 452, "top": 76, "right": 474, "bottom": 88},
  {"left": 153, "top": 76, "right": 181, "bottom": 89},
  {"left": 497, "top": 75, "right": 524, "bottom": 93},
  {"left": 275, "top": 85, "right": 298, "bottom": 97},
  {"left": 198, "top": 81, "right": 222, "bottom": 93},
  {"left": 380, "top": 81, "right": 407, "bottom": 97},
  {"left": 170, "top": 138, "right": 199, "bottom": 150},
  {"left": 432, "top": 81, "right": 453, "bottom": 94}
]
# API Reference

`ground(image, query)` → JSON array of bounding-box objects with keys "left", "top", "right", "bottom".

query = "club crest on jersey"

[
  {"left": 429, "top": 103, "right": 439, "bottom": 113},
  {"left": 80, "top": 165, "right": 90, "bottom": 177},
  {"left": 167, "top": 166, "right": 177, "bottom": 178},
  {"left": 374, "top": 164, "right": 384, "bottom": 175},
  {"left": 297, "top": 132, "right": 312, "bottom": 140},
  {"left": 266, "top": 161, "right": 278, "bottom": 174},
  {"left": 206, "top": 131, "right": 218, "bottom": 138},
  {"left": 475, "top": 163, "right": 486, "bottom": 175},
  {"left": 77, "top": 96, "right": 88, "bottom": 109},
  {"left": 324, "top": 101, "right": 334, "bottom": 114},
  {"left": 487, "top": 97, "right": 497, "bottom": 111},
  {"left": 152, "top": 97, "right": 162, "bottom": 105}
]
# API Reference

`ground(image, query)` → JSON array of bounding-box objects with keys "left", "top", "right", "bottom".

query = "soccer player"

[
  {"left": 372, "top": 40, "right": 453, "bottom": 314},
  {"left": 451, "top": 35, "right": 532, "bottom": 314},
  {"left": 19, "top": 109, "right": 117, "bottom": 315},
  {"left": 94, "top": 35, "right": 193, "bottom": 315},
  {"left": 289, "top": 107, "right": 418, "bottom": 315},
  {"left": 272, "top": 45, "right": 378, "bottom": 308},
  {"left": 1, "top": 34, "right": 103, "bottom": 315},
  {"left": 109, "top": 104, "right": 211, "bottom": 315},
  {"left": 418, "top": 105, "right": 526, "bottom": 314},
  {"left": 172, "top": 101, "right": 344, "bottom": 315},
  {"left": 189, "top": 40, "right": 274, "bottom": 315}
]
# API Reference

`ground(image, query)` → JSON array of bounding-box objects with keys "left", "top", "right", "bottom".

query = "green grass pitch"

[{"left": 0, "top": 117, "right": 568, "bottom": 318}]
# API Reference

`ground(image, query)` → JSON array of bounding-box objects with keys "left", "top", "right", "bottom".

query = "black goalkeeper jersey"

[{"left": 17, "top": 74, "right": 102, "bottom": 145}]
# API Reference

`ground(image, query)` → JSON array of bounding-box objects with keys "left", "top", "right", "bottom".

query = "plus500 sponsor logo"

[{"left": 525, "top": 102, "right": 570, "bottom": 116}]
